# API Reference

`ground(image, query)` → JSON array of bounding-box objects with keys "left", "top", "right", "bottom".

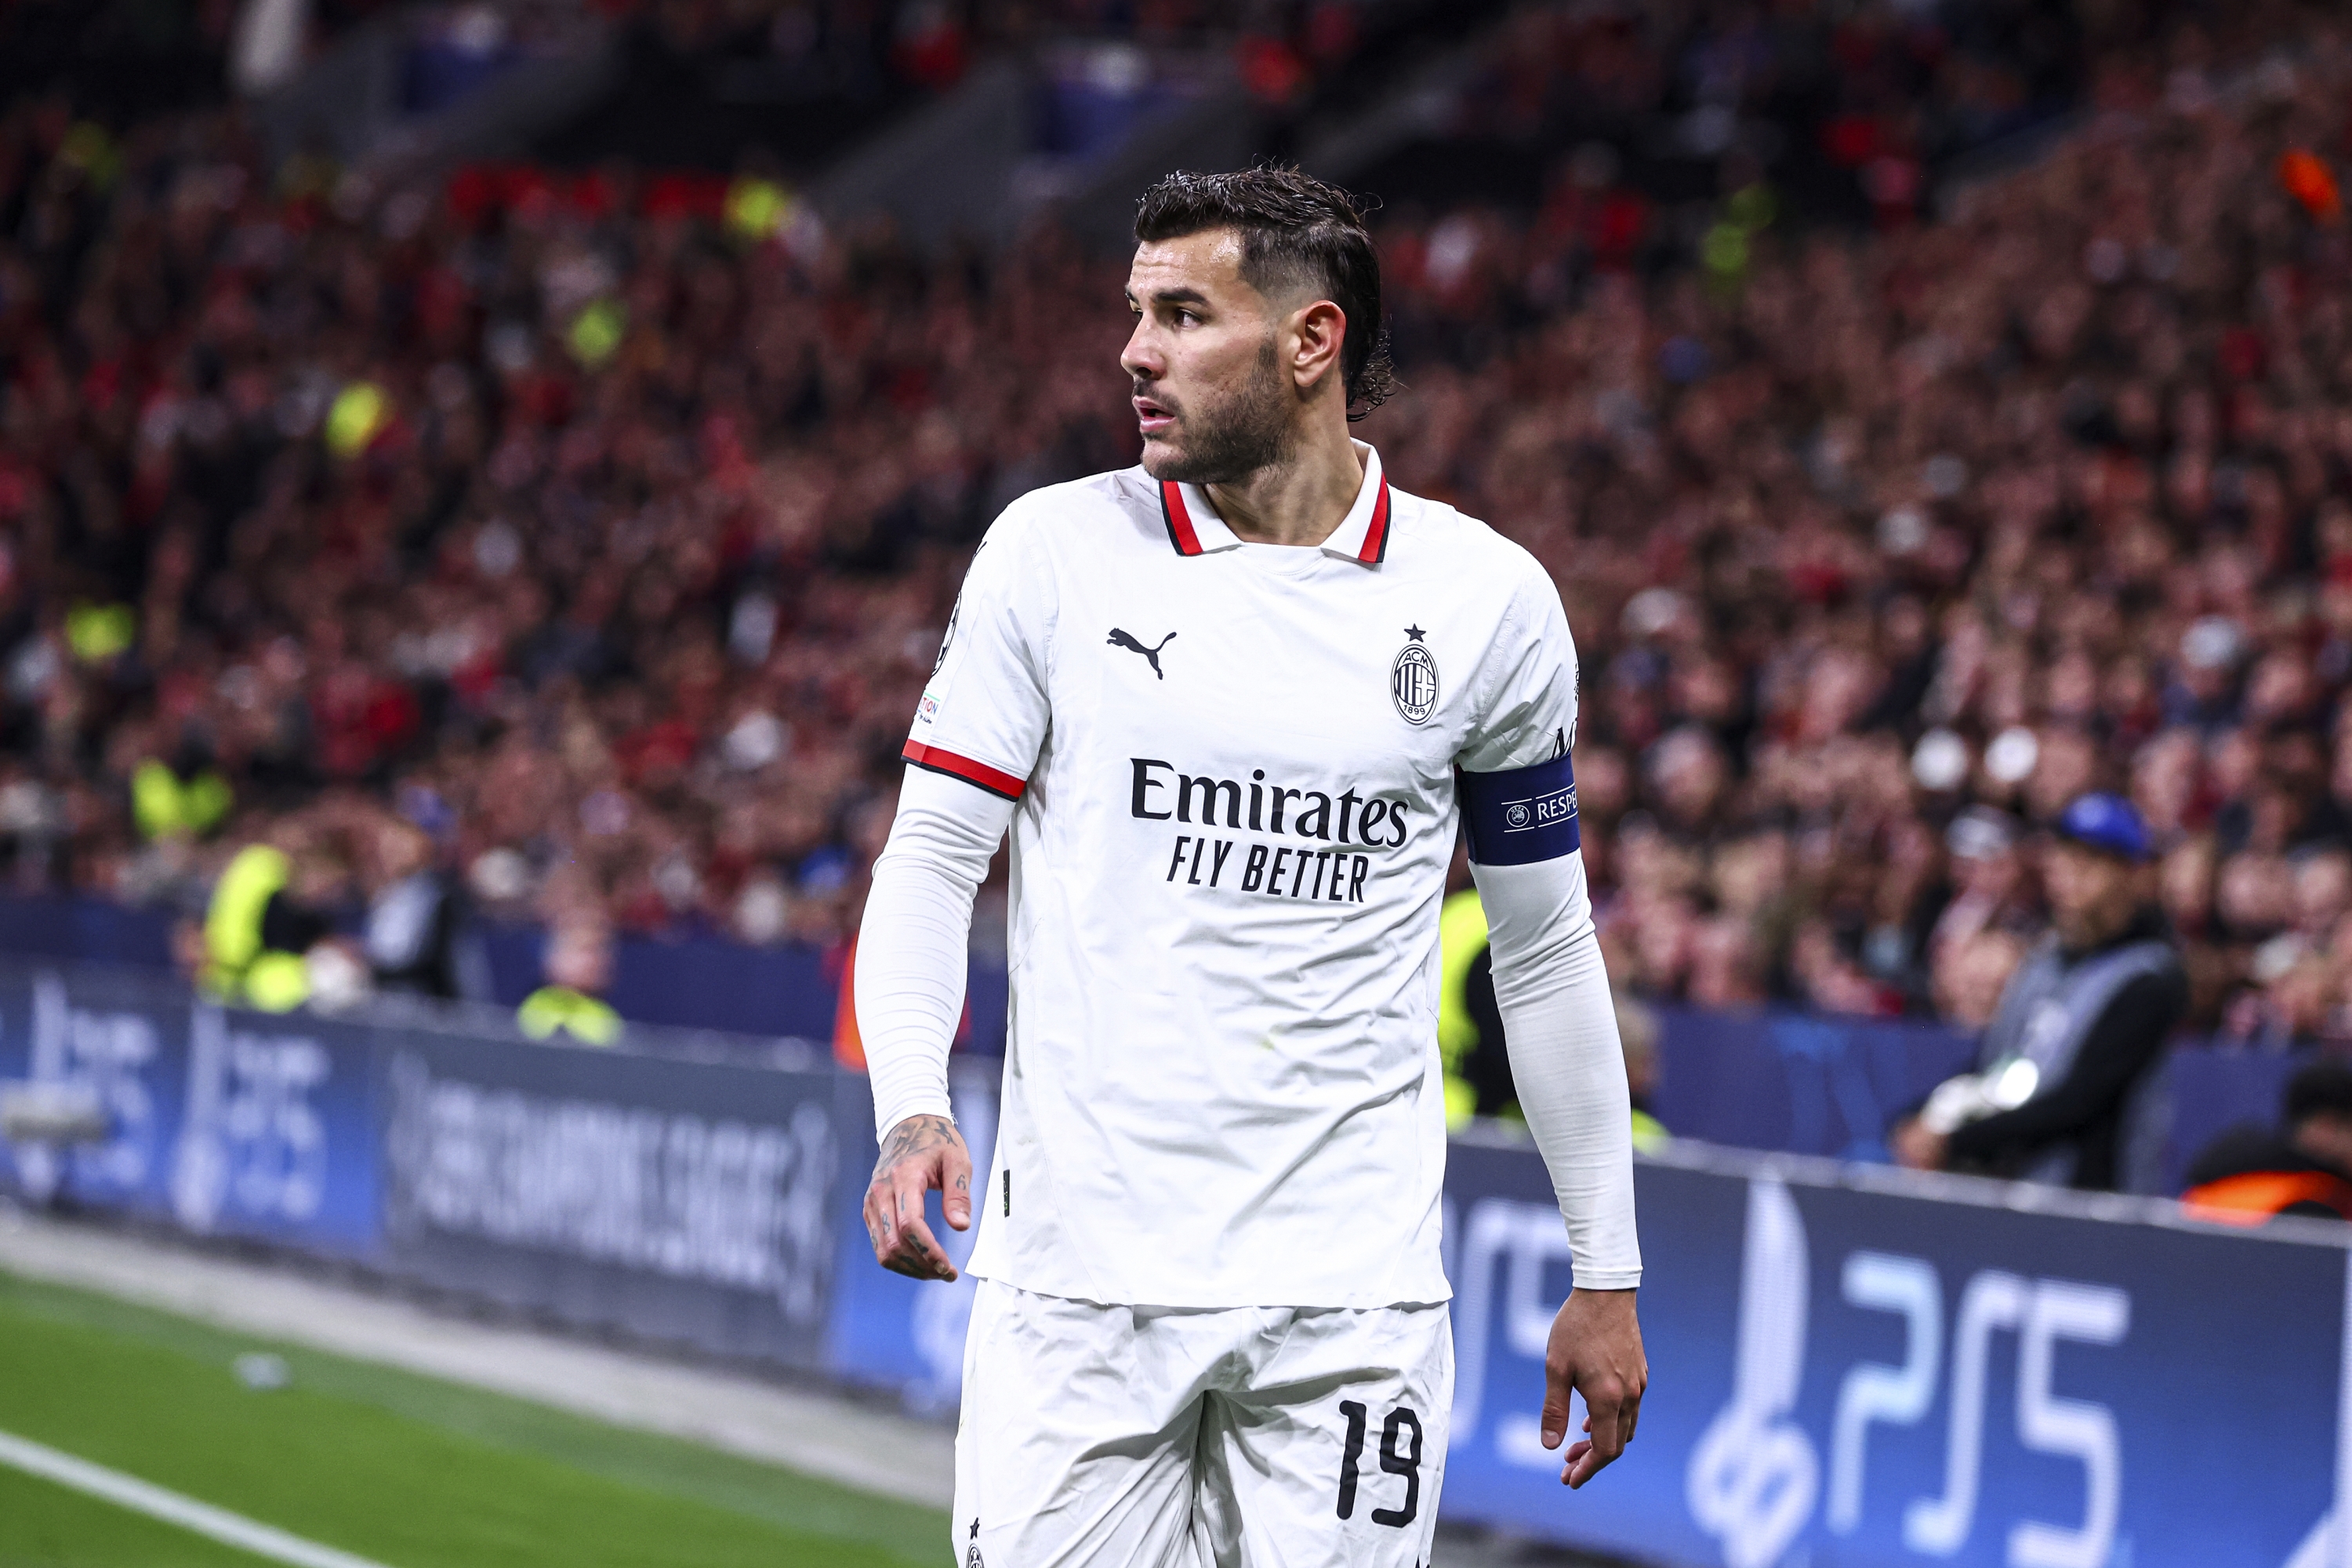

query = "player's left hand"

[{"left": 1541, "top": 1287, "right": 1646, "bottom": 1490}]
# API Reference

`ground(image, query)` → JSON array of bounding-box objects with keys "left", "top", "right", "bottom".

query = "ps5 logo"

[
  {"left": 171, "top": 1004, "right": 331, "bottom": 1233},
  {"left": 8, "top": 974, "right": 159, "bottom": 1203},
  {"left": 1686, "top": 1179, "right": 1819, "bottom": 1568},
  {"left": 1690, "top": 1178, "right": 2134, "bottom": 1568}
]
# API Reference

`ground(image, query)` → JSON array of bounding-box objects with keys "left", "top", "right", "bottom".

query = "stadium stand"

[
  {"left": 13, "top": 13, "right": 2352, "bottom": 1568},
  {"left": 1, "top": 1, "right": 2350, "bottom": 1057}
]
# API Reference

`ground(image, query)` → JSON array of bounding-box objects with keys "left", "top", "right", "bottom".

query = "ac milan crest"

[{"left": 1392, "top": 626, "right": 1439, "bottom": 725}]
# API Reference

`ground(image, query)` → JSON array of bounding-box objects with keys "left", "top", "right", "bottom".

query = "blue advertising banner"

[
  {"left": 0, "top": 895, "right": 173, "bottom": 971},
  {"left": 1651, "top": 1006, "right": 1977, "bottom": 1163},
  {"left": 2161, "top": 1047, "right": 2303, "bottom": 1196},
  {"left": 377, "top": 1025, "right": 848, "bottom": 1370},
  {"left": 0, "top": 962, "right": 849, "bottom": 1367},
  {"left": 1443, "top": 1138, "right": 2350, "bottom": 1568},
  {"left": 4, "top": 957, "right": 2349, "bottom": 1566},
  {"left": 476, "top": 923, "right": 840, "bottom": 1044},
  {"left": 0, "top": 965, "right": 381, "bottom": 1256}
]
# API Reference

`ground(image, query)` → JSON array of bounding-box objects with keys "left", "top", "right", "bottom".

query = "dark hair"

[
  {"left": 2285, "top": 1059, "right": 2352, "bottom": 1127},
  {"left": 1134, "top": 166, "right": 1395, "bottom": 419}
]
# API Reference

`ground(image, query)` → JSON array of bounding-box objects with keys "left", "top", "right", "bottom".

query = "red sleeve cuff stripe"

[
  {"left": 902, "top": 741, "right": 1026, "bottom": 800},
  {"left": 1356, "top": 476, "right": 1392, "bottom": 564},
  {"left": 1160, "top": 481, "right": 1204, "bottom": 556}
]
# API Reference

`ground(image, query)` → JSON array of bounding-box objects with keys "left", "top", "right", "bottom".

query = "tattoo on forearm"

[{"left": 873, "top": 1113, "right": 961, "bottom": 1178}]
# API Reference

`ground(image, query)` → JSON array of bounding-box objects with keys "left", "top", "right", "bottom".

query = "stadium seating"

[{"left": 0, "top": 5, "right": 2349, "bottom": 1062}]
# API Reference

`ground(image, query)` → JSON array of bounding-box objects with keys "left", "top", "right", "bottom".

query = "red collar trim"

[
  {"left": 1159, "top": 481, "right": 1203, "bottom": 556},
  {"left": 1356, "top": 475, "right": 1392, "bottom": 564},
  {"left": 1162, "top": 474, "right": 1393, "bottom": 561}
]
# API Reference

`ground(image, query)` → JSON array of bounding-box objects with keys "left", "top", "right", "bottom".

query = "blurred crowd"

[
  {"left": 4, "top": 5, "right": 2352, "bottom": 1044},
  {"left": 1383, "top": 24, "right": 2352, "bottom": 1047},
  {"left": 0, "top": 89, "right": 1131, "bottom": 975}
]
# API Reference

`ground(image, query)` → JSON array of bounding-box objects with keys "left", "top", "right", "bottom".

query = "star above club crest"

[{"left": 1404, "top": 624, "right": 1425, "bottom": 641}]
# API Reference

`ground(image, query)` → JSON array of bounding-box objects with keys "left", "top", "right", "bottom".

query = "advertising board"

[
  {"left": 2, "top": 960, "right": 2343, "bottom": 1566},
  {"left": 1445, "top": 1139, "right": 2348, "bottom": 1568}
]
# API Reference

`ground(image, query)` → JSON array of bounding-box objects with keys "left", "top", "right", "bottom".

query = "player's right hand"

[{"left": 865, "top": 1113, "right": 974, "bottom": 1281}]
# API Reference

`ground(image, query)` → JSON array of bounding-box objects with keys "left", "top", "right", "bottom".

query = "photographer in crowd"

[{"left": 1893, "top": 794, "right": 2187, "bottom": 1190}]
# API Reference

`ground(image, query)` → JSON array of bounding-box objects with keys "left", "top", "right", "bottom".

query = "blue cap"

[{"left": 2053, "top": 792, "right": 2151, "bottom": 863}]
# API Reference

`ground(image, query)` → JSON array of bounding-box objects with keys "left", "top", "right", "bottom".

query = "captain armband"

[{"left": 1458, "top": 753, "right": 1580, "bottom": 866}]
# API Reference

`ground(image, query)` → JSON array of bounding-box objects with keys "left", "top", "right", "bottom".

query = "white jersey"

[{"left": 906, "top": 442, "right": 1576, "bottom": 1309}]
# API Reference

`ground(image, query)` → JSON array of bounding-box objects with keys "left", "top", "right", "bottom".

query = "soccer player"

[{"left": 857, "top": 166, "right": 1644, "bottom": 1566}]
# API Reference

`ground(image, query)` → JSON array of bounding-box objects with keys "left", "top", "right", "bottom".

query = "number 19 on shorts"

[{"left": 1334, "top": 1400, "right": 1422, "bottom": 1526}]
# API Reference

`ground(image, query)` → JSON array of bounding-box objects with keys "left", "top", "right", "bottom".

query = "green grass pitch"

[{"left": 0, "top": 1269, "right": 949, "bottom": 1567}]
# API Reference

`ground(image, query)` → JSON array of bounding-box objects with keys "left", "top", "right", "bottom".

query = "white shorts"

[{"left": 953, "top": 1280, "right": 1451, "bottom": 1568}]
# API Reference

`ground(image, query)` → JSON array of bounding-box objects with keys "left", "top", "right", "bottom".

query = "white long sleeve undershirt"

[
  {"left": 857, "top": 768, "right": 1012, "bottom": 1136},
  {"left": 1472, "top": 849, "right": 1643, "bottom": 1290}
]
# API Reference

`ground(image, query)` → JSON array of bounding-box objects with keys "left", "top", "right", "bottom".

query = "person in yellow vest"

[
  {"left": 1436, "top": 886, "right": 1493, "bottom": 1128},
  {"left": 1439, "top": 884, "right": 1668, "bottom": 1152},
  {"left": 201, "top": 835, "right": 332, "bottom": 1011},
  {"left": 1614, "top": 994, "right": 1671, "bottom": 1155},
  {"left": 132, "top": 750, "right": 232, "bottom": 841},
  {"left": 519, "top": 921, "right": 622, "bottom": 1047}
]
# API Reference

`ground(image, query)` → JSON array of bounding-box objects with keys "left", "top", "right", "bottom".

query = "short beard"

[
  {"left": 1142, "top": 336, "right": 1294, "bottom": 485},
  {"left": 2053, "top": 890, "right": 2134, "bottom": 953}
]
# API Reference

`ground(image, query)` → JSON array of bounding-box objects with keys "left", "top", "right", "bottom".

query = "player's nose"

[{"left": 1120, "top": 319, "right": 1163, "bottom": 380}]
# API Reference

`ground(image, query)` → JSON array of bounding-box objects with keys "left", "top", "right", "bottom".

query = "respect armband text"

[{"left": 1459, "top": 753, "right": 1580, "bottom": 866}]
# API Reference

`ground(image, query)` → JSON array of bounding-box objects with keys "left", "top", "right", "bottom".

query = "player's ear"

[{"left": 1290, "top": 298, "right": 1347, "bottom": 394}]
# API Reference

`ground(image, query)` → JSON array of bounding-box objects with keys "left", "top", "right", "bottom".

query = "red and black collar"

[
  {"left": 1159, "top": 479, "right": 1206, "bottom": 556},
  {"left": 1158, "top": 474, "right": 1392, "bottom": 563}
]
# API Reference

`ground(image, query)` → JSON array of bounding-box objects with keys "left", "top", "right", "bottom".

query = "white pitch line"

[{"left": 0, "top": 1428, "right": 398, "bottom": 1568}]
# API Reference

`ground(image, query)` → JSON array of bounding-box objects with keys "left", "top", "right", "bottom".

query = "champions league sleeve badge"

[{"left": 1391, "top": 626, "right": 1439, "bottom": 725}]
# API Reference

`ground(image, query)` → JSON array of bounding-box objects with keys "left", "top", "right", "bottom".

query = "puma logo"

[{"left": 1107, "top": 628, "right": 1175, "bottom": 680}]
